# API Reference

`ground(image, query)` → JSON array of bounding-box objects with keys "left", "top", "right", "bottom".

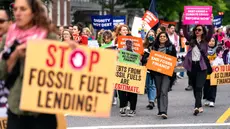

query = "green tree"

[{"left": 223, "top": 0, "right": 230, "bottom": 25}]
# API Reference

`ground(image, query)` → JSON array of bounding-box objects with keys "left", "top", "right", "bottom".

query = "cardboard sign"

[
  {"left": 142, "top": 10, "right": 159, "bottom": 28},
  {"left": 146, "top": 50, "right": 177, "bottom": 76},
  {"left": 115, "top": 62, "right": 147, "bottom": 94},
  {"left": 20, "top": 40, "right": 117, "bottom": 118},
  {"left": 131, "top": 17, "right": 151, "bottom": 39},
  {"left": 211, "top": 65, "right": 230, "bottom": 85},
  {"left": 118, "top": 50, "right": 140, "bottom": 65},
  {"left": 183, "top": 6, "right": 212, "bottom": 25},
  {"left": 117, "top": 36, "right": 144, "bottom": 55}
]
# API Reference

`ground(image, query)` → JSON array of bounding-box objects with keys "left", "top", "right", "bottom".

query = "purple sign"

[{"left": 183, "top": 6, "right": 212, "bottom": 25}]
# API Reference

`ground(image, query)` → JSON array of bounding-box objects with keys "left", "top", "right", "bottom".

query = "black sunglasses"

[
  {"left": 195, "top": 29, "right": 202, "bottom": 32},
  {"left": 0, "top": 19, "right": 8, "bottom": 24}
]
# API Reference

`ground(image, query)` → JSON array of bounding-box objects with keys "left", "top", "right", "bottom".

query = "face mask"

[{"left": 148, "top": 36, "right": 154, "bottom": 41}]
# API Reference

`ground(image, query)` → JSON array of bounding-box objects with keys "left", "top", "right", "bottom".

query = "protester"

[
  {"left": 0, "top": 0, "right": 61, "bottom": 128},
  {"left": 0, "top": 9, "right": 12, "bottom": 108},
  {"left": 100, "top": 30, "right": 114, "bottom": 48},
  {"left": 183, "top": 22, "right": 214, "bottom": 115},
  {"left": 62, "top": 29, "right": 73, "bottom": 41},
  {"left": 82, "top": 27, "right": 95, "bottom": 40},
  {"left": 152, "top": 32, "right": 177, "bottom": 119},
  {"left": 115, "top": 24, "right": 130, "bottom": 44},
  {"left": 204, "top": 38, "right": 222, "bottom": 108},
  {"left": 156, "top": 26, "right": 166, "bottom": 36},
  {"left": 142, "top": 29, "right": 156, "bottom": 110},
  {"left": 118, "top": 40, "right": 138, "bottom": 117},
  {"left": 73, "top": 22, "right": 88, "bottom": 45}
]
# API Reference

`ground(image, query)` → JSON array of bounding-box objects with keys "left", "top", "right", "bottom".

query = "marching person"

[{"left": 152, "top": 32, "right": 177, "bottom": 119}]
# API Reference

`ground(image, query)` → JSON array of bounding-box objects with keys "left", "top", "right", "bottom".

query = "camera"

[{"left": 2, "top": 40, "right": 20, "bottom": 61}]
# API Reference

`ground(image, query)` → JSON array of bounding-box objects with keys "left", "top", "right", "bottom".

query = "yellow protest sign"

[
  {"left": 0, "top": 117, "right": 7, "bottom": 129},
  {"left": 114, "top": 62, "right": 147, "bottom": 94},
  {"left": 211, "top": 65, "right": 230, "bottom": 85},
  {"left": 20, "top": 40, "right": 117, "bottom": 117}
]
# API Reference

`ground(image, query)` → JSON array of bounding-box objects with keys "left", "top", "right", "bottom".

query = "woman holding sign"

[
  {"left": 183, "top": 19, "right": 214, "bottom": 116},
  {"left": 152, "top": 32, "right": 177, "bottom": 119},
  {"left": 0, "top": 0, "right": 59, "bottom": 128}
]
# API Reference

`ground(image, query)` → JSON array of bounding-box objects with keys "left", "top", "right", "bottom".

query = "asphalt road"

[{"left": 66, "top": 77, "right": 230, "bottom": 129}]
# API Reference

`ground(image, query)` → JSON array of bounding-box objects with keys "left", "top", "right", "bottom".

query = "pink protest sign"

[{"left": 183, "top": 6, "right": 212, "bottom": 25}]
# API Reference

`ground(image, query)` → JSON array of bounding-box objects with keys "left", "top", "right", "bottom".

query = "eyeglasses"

[
  {"left": 195, "top": 29, "right": 202, "bottom": 32},
  {"left": 0, "top": 19, "right": 8, "bottom": 24}
]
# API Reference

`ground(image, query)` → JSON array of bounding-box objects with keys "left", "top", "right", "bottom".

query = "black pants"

[
  {"left": 187, "top": 71, "right": 192, "bottom": 86},
  {"left": 191, "top": 62, "right": 207, "bottom": 108},
  {"left": 7, "top": 110, "right": 57, "bottom": 129},
  {"left": 203, "top": 79, "right": 217, "bottom": 102},
  {"left": 118, "top": 91, "right": 137, "bottom": 110}
]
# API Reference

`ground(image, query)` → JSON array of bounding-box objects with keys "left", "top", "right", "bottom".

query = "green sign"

[{"left": 118, "top": 50, "right": 140, "bottom": 65}]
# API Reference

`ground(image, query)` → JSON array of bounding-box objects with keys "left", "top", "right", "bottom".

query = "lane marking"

[
  {"left": 67, "top": 123, "right": 230, "bottom": 129},
  {"left": 216, "top": 108, "right": 230, "bottom": 123}
]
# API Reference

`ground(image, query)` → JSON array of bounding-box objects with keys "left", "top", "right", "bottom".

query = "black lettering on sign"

[
  {"left": 120, "top": 78, "right": 129, "bottom": 85},
  {"left": 54, "top": 93, "right": 62, "bottom": 109},
  {"left": 37, "top": 90, "right": 43, "bottom": 108},
  {"left": 215, "top": 73, "right": 219, "bottom": 78},
  {"left": 79, "top": 75, "right": 109, "bottom": 94},
  {"left": 56, "top": 72, "right": 63, "bottom": 89},
  {"left": 38, "top": 70, "right": 46, "bottom": 87},
  {"left": 63, "top": 93, "right": 71, "bottom": 110},
  {"left": 29, "top": 68, "right": 37, "bottom": 85},
  {"left": 85, "top": 95, "right": 93, "bottom": 112},
  {"left": 46, "top": 91, "right": 53, "bottom": 108},
  {"left": 0, "top": 119, "right": 7, "bottom": 129},
  {"left": 76, "top": 95, "right": 84, "bottom": 111},
  {"left": 47, "top": 71, "right": 55, "bottom": 87}
]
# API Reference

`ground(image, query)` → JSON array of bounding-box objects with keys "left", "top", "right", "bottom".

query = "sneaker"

[
  {"left": 127, "top": 110, "right": 136, "bottom": 117},
  {"left": 120, "top": 108, "right": 126, "bottom": 117},
  {"left": 157, "top": 112, "right": 162, "bottom": 117},
  {"left": 126, "top": 102, "right": 130, "bottom": 110},
  {"left": 209, "top": 102, "right": 215, "bottom": 107},
  {"left": 146, "top": 102, "right": 155, "bottom": 110},
  {"left": 193, "top": 108, "right": 199, "bottom": 116},
  {"left": 204, "top": 100, "right": 210, "bottom": 106},
  {"left": 112, "top": 97, "right": 117, "bottom": 105},
  {"left": 185, "top": 85, "right": 193, "bottom": 91},
  {"left": 199, "top": 107, "right": 204, "bottom": 113},
  {"left": 177, "top": 74, "right": 183, "bottom": 79},
  {"left": 161, "top": 113, "right": 168, "bottom": 119}
]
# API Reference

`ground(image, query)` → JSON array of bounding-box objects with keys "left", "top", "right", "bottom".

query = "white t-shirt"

[{"left": 212, "top": 57, "right": 224, "bottom": 66}]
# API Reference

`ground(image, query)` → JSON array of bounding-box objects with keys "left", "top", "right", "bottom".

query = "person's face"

[
  {"left": 104, "top": 36, "right": 112, "bottom": 44},
  {"left": 208, "top": 38, "right": 215, "bottom": 47},
  {"left": 69, "top": 26, "right": 73, "bottom": 32},
  {"left": 218, "top": 51, "right": 223, "bottom": 58},
  {"left": 148, "top": 31, "right": 155, "bottom": 38},
  {"left": 168, "top": 26, "right": 175, "bottom": 34},
  {"left": 180, "top": 29, "right": 183, "bottom": 36},
  {"left": 63, "top": 30, "right": 71, "bottom": 41},
  {"left": 59, "top": 26, "right": 64, "bottom": 34},
  {"left": 195, "top": 26, "right": 204, "bottom": 37},
  {"left": 126, "top": 41, "right": 133, "bottom": 50},
  {"left": 0, "top": 10, "right": 10, "bottom": 36},
  {"left": 73, "top": 26, "right": 80, "bottom": 35},
  {"left": 82, "top": 29, "right": 87, "bottom": 36},
  {"left": 120, "top": 26, "right": 128, "bottom": 36},
  {"left": 159, "top": 33, "right": 168, "bottom": 44},
  {"left": 218, "top": 28, "right": 223, "bottom": 34},
  {"left": 14, "top": 0, "right": 34, "bottom": 29}
]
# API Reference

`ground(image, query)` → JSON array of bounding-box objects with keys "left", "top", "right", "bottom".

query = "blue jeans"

[{"left": 145, "top": 72, "right": 156, "bottom": 102}]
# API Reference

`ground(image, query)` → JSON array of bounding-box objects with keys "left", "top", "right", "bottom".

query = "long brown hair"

[{"left": 26, "top": 0, "right": 51, "bottom": 31}]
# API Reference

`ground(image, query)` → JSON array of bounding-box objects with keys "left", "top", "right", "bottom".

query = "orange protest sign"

[
  {"left": 211, "top": 65, "right": 230, "bottom": 85},
  {"left": 57, "top": 114, "right": 67, "bottom": 129},
  {"left": 142, "top": 10, "right": 159, "bottom": 28},
  {"left": 114, "top": 62, "right": 147, "bottom": 94},
  {"left": 20, "top": 40, "right": 117, "bottom": 118},
  {"left": 117, "top": 36, "right": 144, "bottom": 55},
  {"left": 146, "top": 50, "right": 177, "bottom": 76}
]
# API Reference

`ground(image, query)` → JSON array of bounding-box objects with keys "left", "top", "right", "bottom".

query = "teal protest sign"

[{"left": 118, "top": 50, "right": 140, "bottom": 65}]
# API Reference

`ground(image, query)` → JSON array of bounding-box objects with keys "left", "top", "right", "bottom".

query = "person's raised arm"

[{"left": 182, "top": 25, "right": 191, "bottom": 41}]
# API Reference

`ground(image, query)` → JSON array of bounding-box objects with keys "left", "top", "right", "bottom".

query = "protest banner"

[
  {"left": 118, "top": 50, "right": 140, "bottom": 65},
  {"left": 91, "top": 15, "right": 113, "bottom": 30},
  {"left": 183, "top": 6, "right": 212, "bottom": 25},
  {"left": 117, "top": 36, "right": 144, "bottom": 55},
  {"left": 113, "top": 16, "right": 126, "bottom": 26},
  {"left": 159, "top": 20, "right": 177, "bottom": 28},
  {"left": 213, "top": 15, "right": 223, "bottom": 28},
  {"left": 142, "top": 10, "right": 159, "bottom": 28},
  {"left": 114, "top": 62, "right": 147, "bottom": 94},
  {"left": 131, "top": 17, "right": 151, "bottom": 39},
  {"left": 20, "top": 40, "right": 117, "bottom": 118},
  {"left": 146, "top": 50, "right": 177, "bottom": 76},
  {"left": 210, "top": 65, "right": 230, "bottom": 85}
]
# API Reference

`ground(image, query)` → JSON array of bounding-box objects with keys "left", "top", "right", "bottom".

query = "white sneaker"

[
  {"left": 209, "top": 102, "right": 215, "bottom": 107},
  {"left": 204, "top": 100, "right": 210, "bottom": 106},
  {"left": 112, "top": 97, "right": 117, "bottom": 105}
]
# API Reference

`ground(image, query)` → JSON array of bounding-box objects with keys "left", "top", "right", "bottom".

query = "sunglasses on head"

[
  {"left": 0, "top": 19, "right": 8, "bottom": 24},
  {"left": 195, "top": 28, "right": 202, "bottom": 32}
]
